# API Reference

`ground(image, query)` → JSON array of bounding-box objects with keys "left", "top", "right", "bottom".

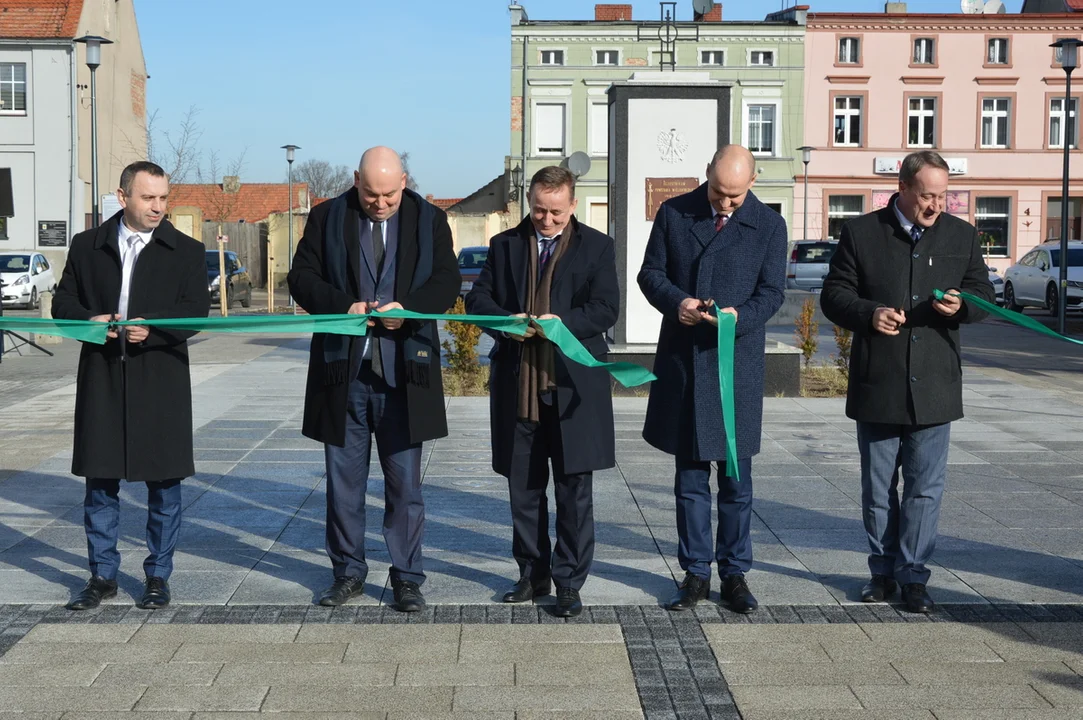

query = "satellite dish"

[
  {"left": 983, "top": 0, "right": 1006, "bottom": 12},
  {"left": 693, "top": 0, "right": 715, "bottom": 14},
  {"left": 565, "top": 152, "right": 592, "bottom": 178},
  {"left": 960, "top": 0, "right": 984, "bottom": 12}
]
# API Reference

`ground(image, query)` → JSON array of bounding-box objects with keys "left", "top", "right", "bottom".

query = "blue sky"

[{"left": 133, "top": 0, "right": 1009, "bottom": 197}]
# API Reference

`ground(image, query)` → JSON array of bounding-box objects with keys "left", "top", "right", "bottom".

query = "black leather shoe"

[
  {"left": 902, "top": 583, "right": 934, "bottom": 613},
  {"left": 318, "top": 576, "right": 365, "bottom": 607},
  {"left": 137, "top": 576, "right": 171, "bottom": 610},
  {"left": 66, "top": 575, "right": 117, "bottom": 611},
  {"left": 502, "top": 576, "right": 552, "bottom": 603},
  {"left": 861, "top": 574, "right": 898, "bottom": 603},
  {"left": 391, "top": 579, "right": 426, "bottom": 613},
  {"left": 667, "top": 572, "right": 710, "bottom": 611},
  {"left": 555, "top": 586, "right": 582, "bottom": 618},
  {"left": 721, "top": 574, "right": 758, "bottom": 614}
]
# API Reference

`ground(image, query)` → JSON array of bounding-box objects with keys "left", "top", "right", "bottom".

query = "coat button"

[
  {"left": 912, "top": 335, "right": 918, "bottom": 342},
  {"left": 912, "top": 253, "right": 919, "bottom": 259},
  {"left": 911, "top": 376, "right": 917, "bottom": 382},
  {"left": 912, "top": 294, "right": 919, "bottom": 301}
]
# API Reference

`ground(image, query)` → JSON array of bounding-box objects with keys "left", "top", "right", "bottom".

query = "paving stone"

[
  {"left": 130, "top": 624, "right": 301, "bottom": 643},
  {"left": 460, "top": 624, "right": 622, "bottom": 643},
  {"left": 0, "top": 641, "right": 181, "bottom": 665},
  {"left": 1032, "top": 679, "right": 1083, "bottom": 708},
  {"left": 452, "top": 686, "right": 642, "bottom": 712},
  {"left": 214, "top": 662, "right": 396, "bottom": 686},
  {"left": 135, "top": 686, "right": 269, "bottom": 712},
  {"left": 708, "top": 641, "right": 832, "bottom": 663},
  {"left": 722, "top": 661, "right": 905, "bottom": 686},
  {"left": 740, "top": 713, "right": 935, "bottom": 720},
  {"left": 262, "top": 686, "right": 454, "bottom": 713},
  {"left": 171, "top": 642, "right": 346, "bottom": 663},
  {"left": 395, "top": 662, "right": 514, "bottom": 686},
  {"left": 0, "top": 662, "right": 104, "bottom": 686},
  {"left": 193, "top": 714, "right": 385, "bottom": 720},
  {"left": 0, "top": 686, "right": 145, "bottom": 712},
  {"left": 729, "top": 686, "right": 863, "bottom": 711},
  {"left": 853, "top": 685, "right": 1052, "bottom": 709},
  {"left": 819, "top": 638, "right": 1004, "bottom": 663},
  {"left": 458, "top": 641, "right": 631, "bottom": 664},
  {"left": 92, "top": 662, "right": 223, "bottom": 687},
  {"left": 702, "top": 624, "right": 868, "bottom": 643}
]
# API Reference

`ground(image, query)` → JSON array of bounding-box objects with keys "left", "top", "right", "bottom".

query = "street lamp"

[
  {"left": 797, "top": 146, "right": 814, "bottom": 242},
  {"left": 1052, "top": 39, "right": 1082, "bottom": 335},
  {"left": 281, "top": 144, "right": 300, "bottom": 310},
  {"left": 74, "top": 35, "right": 113, "bottom": 229},
  {"left": 509, "top": 163, "right": 523, "bottom": 203}
]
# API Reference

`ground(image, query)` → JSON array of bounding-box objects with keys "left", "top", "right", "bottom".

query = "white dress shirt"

[
  {"left": 893, "top": 200, "right": 921, "bottom": 239},
  {"left": 117, "top": 220, "right": 152, "bottom": 320}
]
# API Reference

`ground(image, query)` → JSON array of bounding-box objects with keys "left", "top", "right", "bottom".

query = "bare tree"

[
  {"left": 400, "top": 151, "right": 419, "bottom": 192},
  {"left": 149, "top": 105, "right": 203, "bottom": 184},
  {"left": 292, "top": 159, "right": 353, "bottom": 199}
]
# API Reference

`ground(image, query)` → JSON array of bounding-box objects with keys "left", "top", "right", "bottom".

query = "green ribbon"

[
  {"left": 0, "top": 310, "right": 657, "bottom": 387},
  {"left": 934, "top": 288, "right": 1083, "bottom": 346},
  {"left": 713, "top": 307, "right": 741, "bottom": 482}
]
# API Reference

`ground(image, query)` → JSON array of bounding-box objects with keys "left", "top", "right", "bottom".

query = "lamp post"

[
  {"left": 1052, "top": 39, "right": 1082, "bottom": 335},
  {"left": 508, "top": 163, "right": 523, "bottom": 204},
  {"left": 74, "top": 35, "right": 113, "bottom": 229},
  {"left": 797, "top": 146, "right": 814, "bottom": 241},
  {"left": 281, "top": 144, "right": 300, "bottom": 310}
]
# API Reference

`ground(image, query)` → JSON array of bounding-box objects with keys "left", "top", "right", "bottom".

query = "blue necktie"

[
  {"left": 910, "top": 225, "right": 922, "bottom": 243},
  {"left": 538, "top": 237, "right": 557, "bottom": 281}
]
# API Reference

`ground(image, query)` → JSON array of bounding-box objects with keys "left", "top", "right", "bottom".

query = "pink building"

[{"left": 800, "top": 6, "right": 1083, "bottom": 268}]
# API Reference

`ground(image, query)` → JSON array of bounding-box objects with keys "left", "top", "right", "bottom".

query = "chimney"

[
  {"left": 885, "top": 2, "right": 907, "bottom": 12},
  {"left": 509, "top": 3, "right": 528, "bottom": 25},
  {"left": 694, "top": 3, "right": 723, "bottom": 21},
  {"left": 223, "top": 176, "right": 240, "bottom": 194},
  {"left": 595, "top": 4, "right": 632, "bottom": 20}
]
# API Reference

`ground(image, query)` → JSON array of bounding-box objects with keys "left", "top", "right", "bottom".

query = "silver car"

[
  {"left": 1003, "top": 241, "right": 1083, "bottom": 316},
  {"left": 786, "top": 240, "right": 837, "bottom": 292}
]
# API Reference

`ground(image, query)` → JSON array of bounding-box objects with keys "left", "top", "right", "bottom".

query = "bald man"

[
  {"left": 638, "top": 145, "right": 787, "bottom": 614},
  {"left": 288, "top": 147, "right": 460, "bottom": 612}
]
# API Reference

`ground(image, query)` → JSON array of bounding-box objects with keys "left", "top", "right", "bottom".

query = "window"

[
  {"left": 534, "top": 103, "right": 566, "bottom": 155},
  {"left": 765, "top": 202, "right": 783, "bottom": 215},
  {"left": 540, "top": 50, "right": 564, "bottom": 66},
  {"left": 595, "top": 49, "right": 619, "bottom": 66},
  {"left": 0, "top": 217, "right": 7, "bottom": 240},
  {"left": 987, "top": 38, "right": 1009, "bottom": 65},
  {"left": 827, "top": 195, "right": 864, "bottom": 239},
  {"left": 39, "top": 255, "right": 49, "bottom": 270},
  {"left": 838, "top": 37, "right": 860, "bottom": 64},
  {"left": 1046, "top": 196, "right": 1083, "bottom": 242},
  {"left": 700, "top": 50, "right": 725, "bottom": 66},
  {"left": 975, "top": 197, "right": 1011, "bottom": 257},
  {"left": 1054, "top": 38, "right": 1076, "bottom": 66},
  {"left": 907, "top": 97, "right": 937, "bottom": 148},
  {"left": 750, "top": 50, "right": 774, "bottom": 66},
  {"left": 981, "top": 97, "right": 1011, "bottom": 148},
  {"left": 1050, "top": 97, "right": 1079, "bottom": 149},
  {"left": 0, "top": 63, "right": 27, "bottom": 114},
  {"left": 747, "top": 104, "right": 776, "bottom": 155},
  {"left": 589, "top": 102, "right": 608, "bottom": 156},
  {"left": 913, "top": 38, "right": 935, "bottom": 65},
  {"left": 833, "top": 96, "right": 863, "bottom": 147}
]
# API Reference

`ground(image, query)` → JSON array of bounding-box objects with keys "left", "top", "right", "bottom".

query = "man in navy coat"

[{"left": 638, "top": 144, "right": 787, "bottom": 613}]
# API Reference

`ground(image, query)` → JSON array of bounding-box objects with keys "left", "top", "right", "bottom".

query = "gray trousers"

[{"left": 857, "top": 421, "right": 951, "bottom": 586}]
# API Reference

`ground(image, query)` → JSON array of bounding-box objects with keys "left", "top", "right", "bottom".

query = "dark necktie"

[
  {"left": 910, "top": 225, "right": 922, "bottom": 243},
  {"left": 538, "top": 237, "right": 557, "bottom": 281},
  {"left": 371, "top": 221, "right": 385, "bottom": 378},
  {"left": 715, "top": 213, "right": 729, "bottom": 232}
]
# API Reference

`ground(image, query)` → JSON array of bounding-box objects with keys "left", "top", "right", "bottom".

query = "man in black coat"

[
  {"left": 288, "top": 146, "right": 460, "bottom": 612},
  {"left": 53, "top": 161, "right": 210, "bottom": 611},
  {"left": 639, "top": 145, "right": 787, "bottom": 614},
  {"left": 466, "top": 166, "right": 618, "bottom": 618},
  {"left": 820, "top": 150, "right": 995, "bottom": 613}
]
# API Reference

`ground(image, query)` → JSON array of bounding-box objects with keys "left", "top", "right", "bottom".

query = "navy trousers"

[
  {"left": 857, "top": 421, "right": 951, "bottom": 586},
  {"left": 325, "top": 361, "right": 425, "bottom": 585},
  {"left": 674, "top": 457, "right": 754, "bottom": 581},
  {"left": 84, "top": 477, "right": 182, "bottom": 581}
]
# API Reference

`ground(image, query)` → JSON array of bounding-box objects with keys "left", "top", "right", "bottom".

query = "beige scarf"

[{"left": 517, "top": 222, "right": 573, "bottom": 423}]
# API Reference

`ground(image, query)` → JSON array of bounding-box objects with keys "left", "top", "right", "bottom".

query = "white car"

[
  {"left": 0, "top": 252, "right": 57, "bottom": 310},
  {"left": 1002, "top": 240, "right": 1083, "bottom": 316},
  {"left": 987, "top": 265, "right": 1004, "bottom": 305}
]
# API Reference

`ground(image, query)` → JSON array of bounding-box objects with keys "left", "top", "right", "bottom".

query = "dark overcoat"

[
  {"left": 638, "top": 186, "right": 787, "bottom": 461},
  {"left": 52, "top": 213, "right": 210, "bottom": 482},
  {"left": 466, "top": 216, "right": 619, "bottom": 477},
  {"left": 820, "top": 194, "right": 995, "bottom": 425},
  {"left": 288, "top": 189, "right": 461, "bottom": 447}
]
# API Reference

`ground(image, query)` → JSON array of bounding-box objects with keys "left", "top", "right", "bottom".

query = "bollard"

[{"left": 34, "top": 291, "right": 63, "bottom": 345}]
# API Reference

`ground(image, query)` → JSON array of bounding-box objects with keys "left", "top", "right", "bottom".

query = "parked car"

[
  {"left": 987, "top": 264, "right": 1004, "bottom": 305},
  {"left": 458, "top": 245, "right": 488, "bottom": 297},
  {"left": 0, "top": 252, "right": 56, "bottom": 310},
  {"left": 1002, "top": 240, "right": 1083, "bottom": 316},
  {"left": 206, "top": 250, "right": 252, "bottom": 308},
  {"left": 786, "top": 240, "right": 837, "bottom": 291}
]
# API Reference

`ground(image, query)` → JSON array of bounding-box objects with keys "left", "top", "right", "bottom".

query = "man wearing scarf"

[
  {"left": 288, "top": 147, "right": 460, "bottom": 612},
  {"left": 467, "top": 166, "right": 619, "bottom": 617}
]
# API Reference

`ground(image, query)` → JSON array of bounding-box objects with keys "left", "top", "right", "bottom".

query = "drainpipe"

[
  {"left": 520, "top": 30, "right": 528, "bottom": 217},
  {"left": 68, "top": 42, "right": 77, "bottom": 245}
]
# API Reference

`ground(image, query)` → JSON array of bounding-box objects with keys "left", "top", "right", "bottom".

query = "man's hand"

[
  {"left": 126, "top": 318, "right": 149, "bottom": 344},
  {"left": 701, "top": 306, "right": 737, "bottom": 327},
  {"left": 533, "top": 313, "right": 559, "bottom": 340},
  {"left": 347, "top": 301, "right": 375, "bottom": 327},
  {"left": 933, "top": 290, "right": 962, "bottom": 317},
  {"left": 374, "top": 301, "right": 405, "bottom": 330},
  {"left": 678, "top": 297, "right": 704, "bottom": 326},
  {"left": 89, "top": 313, "right": 119, "bottom": 339},
  {"left": 872, "top": 307, "right": 907, "bottom": 335},
  {"left": 508, "top": 312, "right": 535, "bottom": 342}
]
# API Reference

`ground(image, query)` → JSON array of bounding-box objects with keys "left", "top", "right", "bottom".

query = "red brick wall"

[
  {"left": 511, "top": 96, "right": 523, "bottom": 132},
  {"left": 695, "top": 5, "right": 723, "bottom": 21},
  {"left": 130, "top": 70, "right": 146, "bottom": 120},
  {"left": 595, "top": 4, "right": 632, "bottom": 20}
]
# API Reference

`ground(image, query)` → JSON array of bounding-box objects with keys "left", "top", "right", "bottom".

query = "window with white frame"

[
  {"left": 838, "top": 37, "right": 860, "bottom": 64},
  {"left": 746, "top": 104, "right": 777, "bottom": 155},
  {"left": 975, "top": 197, "right": 1011, "bottom": 257},
  {"left": 981, "top": 97, "right": 1011, "bottom": 148},
  {"left": 0, "top": 63, "right": 27, "bottom": 114},
  {"left": 750, "top": 50, "right": 774, "bottom": 66},
  {"left": 540, "top": 49, "right": 564, "bottom": 66},
  {"left": 1055, "top": 38, "right": 1076, "bottom": 65},
  {"left": 907, "top": 97, "right": 937, "bottom": 148},
  {"left": 833, "top": 96, "right": 863, "bottom": 146},
  {"left": 828, "top": 195, "right": 864, "bottom": 239},
  {"left": 589, "top": 102, "right": 608, "bottom": 156},
  {"left": 595, "top": 49, "right": 619, "bottom": 66},
  {"left": 534, "top": 103, "right": 566, "bottom": 155},
  {"left": 1051, "top": 97, "right": 1079, "bottom": 149},
  {"left": 913, "top": 38, "right": 935, "bottom": 65},
  {"left": 700, "top": 50, "right": 725, "bottom": 66},
  {"left": 987, "top": 38, "right": 1009, "bottom": 65},
  {"left": 764, "top": 202, "right": 783, "bottom": 215}
]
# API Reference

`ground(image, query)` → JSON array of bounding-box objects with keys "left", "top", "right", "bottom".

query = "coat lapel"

[
  {"left": 343, "top": 192, "right": 363, "bottom": 296},
  {"left": 396, "top": 194, "right": 419, "bottom": 293},
  {"left": 551, "top": 217, "right": 582, "bottom": 292},
  {"left": 510, "top": 219, "right": 532, "bottom": 311}
]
